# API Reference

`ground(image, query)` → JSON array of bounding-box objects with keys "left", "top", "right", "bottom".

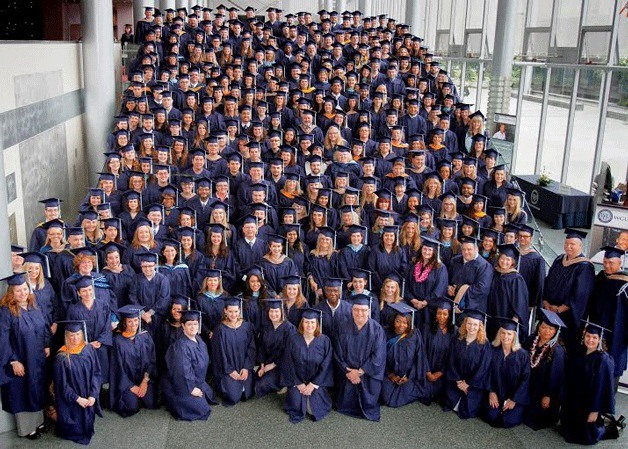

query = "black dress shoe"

[
  {"left": 37, "top": 422, "right": 49, "bottom": 433},
  {"left": 24, "top": 431, "right": 41, "bottom": 440}
]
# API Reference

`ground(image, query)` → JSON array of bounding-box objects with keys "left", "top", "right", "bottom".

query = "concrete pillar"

[
  {"left": 0, "top": 146, "right": 13, "bottom": 280},
  {"left": 160, "top": 0, "right": 176, "bottom": 12},
  {"left": 337, "top": 0, "right": 347, "bottom": 13},
  {"left": 358, "top": 0, "right": 370, "bottom": 18},
  {"left": 405, "top": 0, "right": 421, "bottom": 33},
  {"left": 81, "top": 0, "right": 116, "bottom": 184},
  {"left": 175, "top": 0, "right": 187, "bottom": 12},
  {"left": 325, "top": 0, "right": 334, "bottom": 13},
  {"left": 133, "top": 0, "right": 154, "bottom": 26},
  {"left": 487, "top": 0, "right": 517, "bottom": 129}
]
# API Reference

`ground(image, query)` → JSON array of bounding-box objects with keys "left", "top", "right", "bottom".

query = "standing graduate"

[
  {"left": 21, "top": 252, "right": 57, "bottom": 331},
  {"left": 367, "top": 225, "right": 409, "bottom": 292},
  {"left": 543, "top": 228, "right": 595, "bottom": 350},
  {"left": 333, "top": 295, "right": 387, "bottom": 421},
  {"left": 255, "top": 299, "right": 297, "bottom": 397},
  {"left": 447, "top": 236, "right": 493, "bottom": 313},
  {"left": 561, "top": 322, "right": 615, "bottom": 445},
  {"left": 53, "top": 321, "right": 102, "bottom": 445},
  {"left": 155, "top": 295, "right": 187, "bottom": 376},
  {"left": 486, "top": 245, "right": 529, "bottom": 340},
  {"left": 425, "top": 299, "right": 456, "bottom": 403},
  {"left": 161, "top": 310, "right": 218, "bottom": 421},
  {"left": 517, "top": 224, "right": 546, "bottom": 310},
  {"left": 281, "top": 308, "right": 334, "bottom": 423},
  {"left": 482, "top": 318, "right": 530, "bottom": 428},
  {"left": 587, "top": 246, "right": 628, "bottom": 390},
  {"left": 0, "top": 273, "right": 51, "bottom": 440},
  {"left": 380, "top": 303, "right": 431, "bottom": 407},
  {"left": 109, "top": 305, "right": 158, "bottom": 417},
  {"left": 443, "top": 309, "right": 492, "bottom": 419},
  {"left": 158, "top": 239, "right": 193, "bottom": 299},
  {"left": 211, "top": 297, "right": 257, "bottom": 406},
  {"left": 259, "top": 234, "right": 299, "bottom": 294},
  {"left": 523, "top": 309, "right": 566, "bottom": 430}
]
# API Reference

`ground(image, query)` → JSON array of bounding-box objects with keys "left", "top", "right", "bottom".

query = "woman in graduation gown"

[
  {"left": 211, "top": 297, "right": 257, "bottom": 406},
  {"left": 22, "top": 252, "right": 57, "bottom": 331},
  {"left": 196, "top": 269, "right": 229, "bottom": 338},
  {"left": 260, "top": 234, "right": 299, "bottom": 294},
  {"left": 202, "top": 224, "right": 238, "bottom": 294},
  {"left": 486, "top": 244, "right": 529, "bottom": 341},
  {"left": 53, "top": 321, "right": 102, "bottom": 445},
  {"left": 280, "top": 275, "right": 309, "bottom": 327},
  {"left": 406, "top": 238, "right": 449, "bottom": 332},
  {"left": 156, "top": 295, "right": 186, "bottom": 376},
  {"left": 336, "top": 224, "right": 371, "bottom": 281},
  {"left": 381, "top": 303, "right": 431, "bottom": 407},
  {"left": 306, "top": 227, "right": 339, "bottom": 302},
  {"left": 158, "top": 238, "right": 193, "bottom": 299},
  {"left": 367, "top": 225, "right": 409, "bottom": 292},
  {"left": 0, "top": 274, "right": 51, "bottom": 440},
  {"left": 100, "top": 242, "right": 135, "bottom": 311},
  {"left": 483, "top": 318, "right": 530, "bottom": 428},
  {"left": 282, "top": 308, "right": 334, "bottom": 423},
  {"left": 255, "top": 299, "right": 297, "bottom": 397},
  {"left": 109, "top": 305, "right": 158, "bottom": 417},
  {"left": 523, "top": 309, "right": 566, "bottom": 430},
  {"left": 425, "top": 299, "right": 456, "bottom": 404},
  {"left": 443, "top": 309, "right": 492, "bottom": 419},
  {"left": 161, "top": 310, "right": 218, "bottom": 421},
  {"left": 561, "top": 322, "right": 615, "bottom": 445}
]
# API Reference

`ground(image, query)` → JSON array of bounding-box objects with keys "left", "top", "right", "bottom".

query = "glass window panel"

[
  {"left": 584, "top": 0, "right": 615, "bottom": 26},
  {"left": 450, "top": 0, "right": 467, "bottom": 46},
  {"left": 466, "top": 32, "right": 482, "bottom": 57},
  {"left": 600, "top": 71, "right": 628, "bottom": 192},
  {"left": 580, "top": 31, "right": 611, "bottom": 63},
  {"left": 527, "top": 0, "right": 553, "bottom": 27},
  {"left": 513, "top": 66, "right": 544, "bottom": 175},
  {"left": 436, "top": 32, "right": 450, "bottom": 55},
  {"left": 466, "top": 0, "right": 485, "bottom": 28},
  {"left": 437, "top": 0, "right": 453, "bottom": 29},
  {"left": 553, "top": 0, "right": 582, "bottom": 47},
  {"left": 525, "top": 31, "right": 550, "bottom": 58}
]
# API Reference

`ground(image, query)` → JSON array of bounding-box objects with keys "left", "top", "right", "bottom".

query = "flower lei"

[
  {"left": 413, "top": 262, "right": 432, "bottom": 283},
  {"left": 529, "top": 335, "right": 551, "bottom": 369}
]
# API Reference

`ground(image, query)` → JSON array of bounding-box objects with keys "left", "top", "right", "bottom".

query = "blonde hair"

[
  {"left": 506, "top": 195, "right": 523, "bottom": 222},
  {"left": 131, "top": 225, "right": 157, "bottom": 250},
  {"left": 24, "top": 262, "right": 45, "bottom": 290},
  {"left": 439, "top": 197, "right": 458, "bottom": 220},
  {"left": 379, "top": 278, "right": 402, "bottom": 310},
  {"left": 458, "top": 317, "right": 487, "bottom": 344},
  {"left": 492, "top": 327, "right": 521, "bottom": 351},
  {"left": 400, "top": 221, "right": 421, "bottom": 253},
  {"left": 310, "top": 233, "right": 335, "bottom": 259}
]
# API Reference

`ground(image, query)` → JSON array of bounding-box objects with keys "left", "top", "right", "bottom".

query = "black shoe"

[
  {"left": 37, "top": 422, "right": 49, "bottom": 433},
  {"left": 24, "top": 431, "right": 41, "bottom": 440}
]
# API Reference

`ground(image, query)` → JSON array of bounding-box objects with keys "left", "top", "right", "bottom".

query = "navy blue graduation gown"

[
  {"left": 523, "top": 338, "right": 565, "bottom": 430},
  {"left": 487, "top": 270, "right": 530, "bottom": 340},
  {"left": 126, "top": 243, "right": 161, "bottom": 273},
  {"left": 210, "top": 321, "right": 256, "bottom": 405},
  {"left": 439, "top": 242, "right": 459, "bottom": 271},
  {"left": 482, "top": 347, "right": 530, "bottom": 428},
  {"left": 281, "top": 333, "right": 334, "bottom": 423},
  {"left": 518, "top": 250, "right": 546, "bottom": 308},
  {"left": 255, "top": 320, "right": 297, "bottom": 397},
  {"left": 197, "top": 253, "right": 239, "bottom": 294},
  {"left": 161, "top": 334, "right": 217, "bottom": 421},
  {"left": 196, "top": 293, "right": 226, "bottom": 335},
  {"left": 32, "top": 280, "right": 57, "bottom": 327},
  {"left": 544, "top": 255, "right": 595, "bottom": 346},
  {"left": 155, "top": 320, "right": 183, "bottom": 376},
  {"left": 381, "top": 329, "right": 431, "bottom": 407},
  {"left": 367, "top": 246, "right": 409, "bottom": 291},
  {"left": 182, "top": 250, "right": 205, "bottom": 282},
  {"left": 336, "top": 245, "right": 371, "bottom": 281},
  {"left": 0, "top": 306, "right": 50, "bottom": 413},
  {"left": 307, "top": 252, "right": 339, "bottom": 292},
  {"left": 234, "top": 238, "right": 267, "bottom": 278},
  {"left": 333, "top": 319, "right": 387, "bottom": 421},
  {"left": 129, "top": 272, "right": 171, "bottom": 337},
  {"left": 66, "top": 298, "right": 112, "bottom": 383},
  {"left": 443, "top": 337, "right": 491, "bottom": 419},
  {"left": 448, "top": 255, "right": 493, "bottom": 312},
  {"left": 101, "top": 265, "right": 135, "bottom": 310},
  {"left": 260, "top": 256, "right": 298, "bottom": 294},
  {"left": 424, "top": 326, "right": 455, "bottom": 402},
  {"left": 405, "top": 263, "right": 449, "bottom": 331},
  {"left": 53, "top": 345, "right": 102, "bottom": 445},
  {"left": 109, "top": 331, "right": 157, "bottom": 417},
  {"left": 158, "top": 263, "right": 193, "bottom": 299},
  {"left": 287, "top": 246, "right": 307, "bottom": 277},
  {"left": 561, "top": 350, "right": 615, "bottom": 445},
  {"left": 588, "top": 271, "right": 628, "bottom": 378},
  {"left": 314, "top": 300, "right": 352, "bottom": 337}
]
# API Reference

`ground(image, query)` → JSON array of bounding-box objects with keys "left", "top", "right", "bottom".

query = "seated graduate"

[
  {"left": 161, "top": 310, "right": 218, "bottom": 421},
  {"left": 561, "top": 321, "right": 616, "bottom": 445},
  {"left": 109, "top": 305, "right": 158, "bottom": 417},
  {"left": 333, "top": 294, "right": 387, "bottom": 421},
  {"left": 211, "top": 297, "right": 256, "bottom": 406},
  {"left": 281, "top": 308, "right": 333, "bottom": 423},
  {"left": 381, "top": 302, "right": 431, "bottom": 407},
  {"left": 523, "top": 309, "right": 566, "bottom": 430},
  {"left": 425, "top": 299, "right": 457, "bottom": 404},
  {"left": 255, "top": 299, "right": 297, "bottom": 397},
  {"left": 482, "top": 318, "right": 530, "bottom": 428},
  {"left": 443, "top": 309, "right": 492, "bottom": 419},
  {"left": 53, "top": 321, "right": 102, "bottom": 446}
]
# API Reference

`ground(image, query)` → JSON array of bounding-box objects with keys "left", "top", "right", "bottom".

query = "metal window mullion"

[
  {"left": 479, "top": 0, "right": 488, "bottom": 59},
  {"left": 460, "top": 60, "right": 467, "bottom": 100},
  {"left": 511, "top": 67, "right": 526, "bottom": 173},
  {"left": 575, "top": 0, "right": 589, "bottom": 62},
  {"left": 534, "top": 66, "right": 551, "bottom": 174},
  {"left": 590, "top": 69, "right": 613, "bottom": 193},
  {"left": 560, "top": 68, "right": 580, "bottom": 183},
  {"left": 475, "top": 61, "right": 484, "bottom": 110},
  {"left": 548, "top": 0, "right": 559, "bottom": 50},
  {"left": 607, "top": 0, "right": 620, "bottom": 65}
]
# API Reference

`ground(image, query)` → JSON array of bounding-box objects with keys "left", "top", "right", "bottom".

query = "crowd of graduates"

[{"left": 0, "top": 4, "right": 626, "bottom": 446}]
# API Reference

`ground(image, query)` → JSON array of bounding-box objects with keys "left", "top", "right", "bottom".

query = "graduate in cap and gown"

[
  {"left": 29, "top": 198, "right": 64, "bottom": 252},
  {"left": 516, "top": 224, "right": 546, "bottom": 309},
  {"left": 482, "top": 318, "right": 530, "bottom": 428},
  {"left": 523, "top": 309, "right": 566, "bottom": 430},
  {"left": 255, "top": 299, "right": 297, "bottom": 397},
  {"left": 424, "top": 299, "right": 456, "bottom": 403},
  {"left": 53, "top": 321, "right": 102, "bottom": 445},
  {"left": 333, "top": 294, "right": 387, "bottom": 421},
  {"left": 313, "top": 278, "right": 353, "bottom": 337},
  {"left": 367, "top": 225, "right": 409, "bottom": 292},
  {"left": 487, "top": 244, "right": 529, "bottom": 340},
  {"left": 156, "top": 295, "right": 187, "bottom": 376},
  {"left": 211, "top": 297, "right": 256, "bottom": 406},
  {"left": 282, "top": 308, "right": 334, "bottom": 423},
  {"left": 561, "top": 321, "right": 615, "bottom": 445},
  {"left": 161, "top": 310, "right": 218, "bottom": 421},
  {"left": 158, "top": 238, "right": 193, "bottom": 299},
  {"left": 0, "top": 273, "right": 51, "bottom": 440},
  {"left": 443, "top": 309, "right": 492, "bottom": 419},
  {"left": 380, "top": 302, "right": 431, "bottom": 407},
  {"left": 447, "top": 236, "right": 493, "bottom": 313},
  {"left": 543, "top": 228, "right": 595, "bottom": 350},
  {"left": 21, "top": 252, "right": 57, "bottom": 330},
  {"left": 260, "top": 234, "right": 299, "bottom": 294},
  {"left": 109, "top": 305, "right": 158, "bottom": 417},
  {"left": 587, "top": 246, "right": 628, "bottom": 390}
]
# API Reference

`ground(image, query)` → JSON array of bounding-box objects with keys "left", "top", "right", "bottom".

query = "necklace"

[{"left": 529, "top": 335, "right": 551, "bottom": 369}]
